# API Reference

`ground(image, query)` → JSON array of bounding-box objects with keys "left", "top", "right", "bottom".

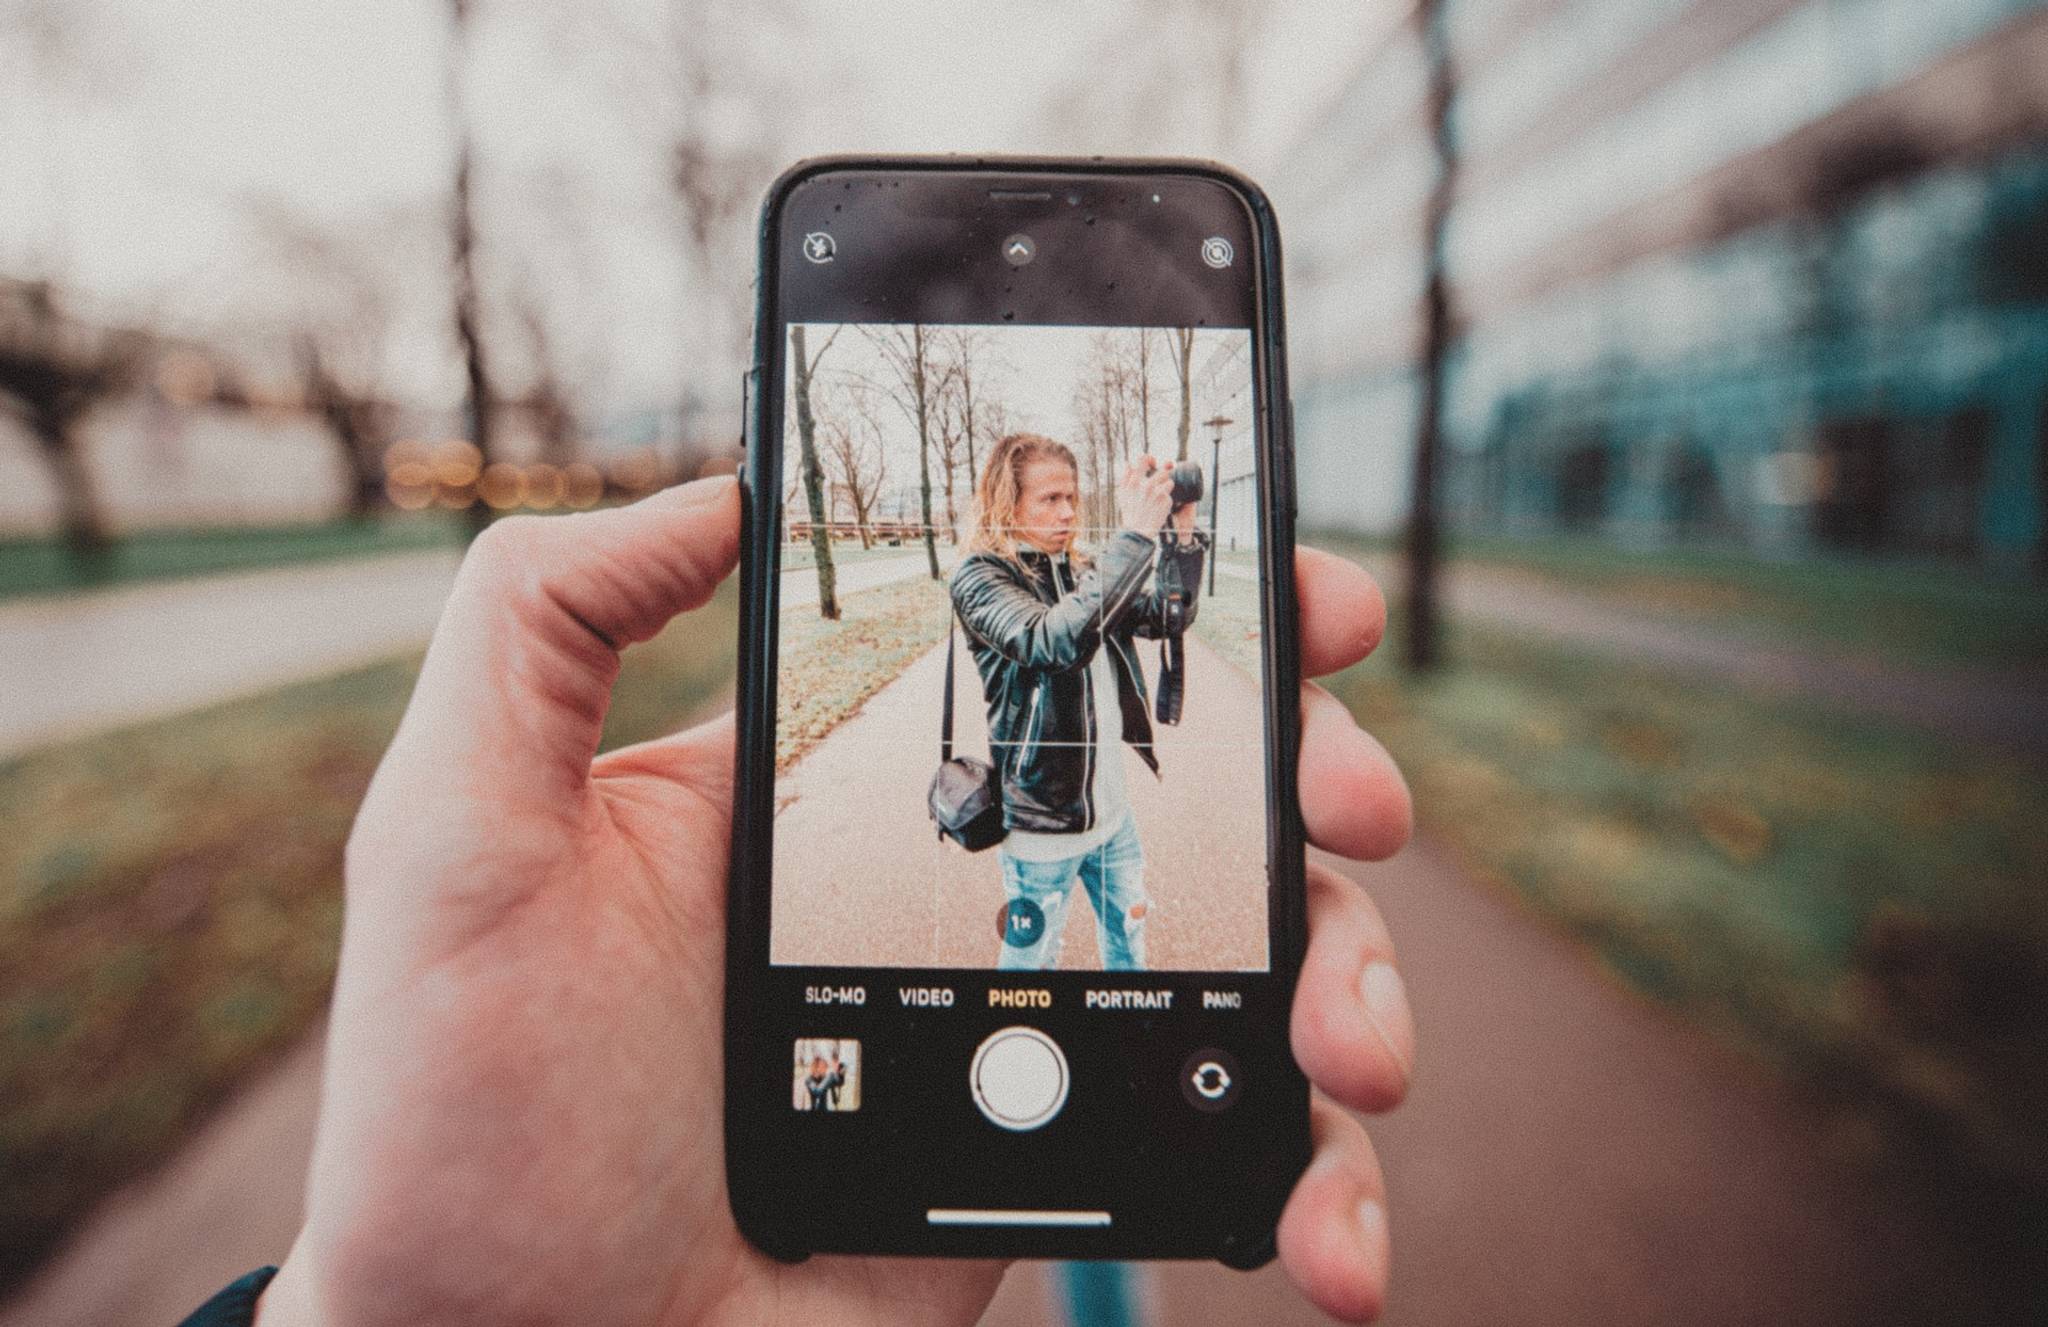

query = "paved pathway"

[
  {"left": 0, "top": 544, "right": 944, "bottom": 760},
  {"left": 779, "top": 546, "right": 952, "bottom": 608},
  {"left": 0, "top": 550, "right": 461, "bottom": 757},
  {"left": 771, "top": 630, "right": 1268, "bottom": 970}
]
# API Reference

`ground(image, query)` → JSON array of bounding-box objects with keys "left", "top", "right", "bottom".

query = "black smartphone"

[{"left": 726, "top": 156, "right": 1306, "bottom": 1267}]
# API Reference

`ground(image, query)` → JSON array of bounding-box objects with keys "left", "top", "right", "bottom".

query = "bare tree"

[
  {"left": 562, "top": 0, "right": 791, "bottom": 449},
  {"left": 0, "top": 282, "right": 129, "bottom": 561},
  {"left": 296, "top": 332, "right": 391, "bottom": 519},
  {"left": 933, "top": 326, "right": 999, "bottom": 498},
  {"left": 245, "top": 206, "right": 404, "bottom": 519},
  {"left": 817, "top": 381, "right": 887, "bottom": 549},
  {"left": 856, "top": 325, "right": 945, "bottom": 579},
  {"left": 1406, "top": 0, "right": 1458, "bottom": 672},
  {"left": 509, "top": 285, "right": 581, "bottom": 467},
  {"left": 654, "top": 0, "right": 790, "bottom": 362},
  {"left": 1134, "top": 327, "right": 1155, "bottom": 457},
  {"left": 1170, "top": 325, "right": 1195, "bottom": 461},
  {"left": 0, "top": 2, "right": 138, "bottom": 561},
  {"left": 933, "top": 362, "right": 980, "bottom": 541},
  {"left": 444, "top": 0, "right": 499, "bottom": 534},
  {"left": 789, "top": 323, "right": 842, "bottom": 618}
]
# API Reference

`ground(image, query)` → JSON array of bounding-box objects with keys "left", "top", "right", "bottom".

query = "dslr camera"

[{"left": 1141, "top": 456, "right": 1204, "bottom": 510}]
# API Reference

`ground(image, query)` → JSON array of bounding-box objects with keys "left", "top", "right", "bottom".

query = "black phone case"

[{"left": 725, "top": 154, "right": 1308, "bottom": 1268}]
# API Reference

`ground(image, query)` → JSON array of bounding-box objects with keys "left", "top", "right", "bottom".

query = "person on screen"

[
  {"left": 801, "top": 1053, "right": 847, "bottom": 1111},
  {"left": 949, "top": 433, "right": 1206, "bottom": 971}
]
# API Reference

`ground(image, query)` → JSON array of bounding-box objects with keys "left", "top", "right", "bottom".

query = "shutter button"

[{"left": 970, "top": 1026, "right": 1070, "bottom": 1131}]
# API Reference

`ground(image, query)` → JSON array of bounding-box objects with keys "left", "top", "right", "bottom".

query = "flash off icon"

[{"left": 802, "top": 232, "right": 836, "bottom": 264}]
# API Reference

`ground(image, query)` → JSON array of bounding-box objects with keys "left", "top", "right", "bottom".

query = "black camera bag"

[{"left": 928, "top": 610, "right": 1008, "bottom": 852}]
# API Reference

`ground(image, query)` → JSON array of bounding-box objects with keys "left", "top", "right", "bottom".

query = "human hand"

[
  {"left": 1116, "top": 455, "right": 1177, "bottom": 535},
  {"left": 256, "top": 474, "right": 1414, "bottom": 1326}
]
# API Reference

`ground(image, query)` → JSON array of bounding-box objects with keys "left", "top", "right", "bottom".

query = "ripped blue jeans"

[{"left": 996, "top": 810, "right": 1148, "bottom": 971}]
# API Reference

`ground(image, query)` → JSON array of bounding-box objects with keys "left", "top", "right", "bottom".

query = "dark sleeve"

[
  {"left": 951, "top": 532, "right": 1159, "bottom": 672},
  {"left": 176, "top": 1266, "right": 277, "bottom": 1327},
  {"left": 1125, "top": 530, "right": 1206, "bottom": 640}
]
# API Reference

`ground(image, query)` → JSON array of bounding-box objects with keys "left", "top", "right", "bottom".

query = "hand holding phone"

[
  {"left": 245, "top": 476, "right": 1410, "bottom": 1327},
  {"left": 240, "top": 160, "right": 1416, "bottom": 1327}
]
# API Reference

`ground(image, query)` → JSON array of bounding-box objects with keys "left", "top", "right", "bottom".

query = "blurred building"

[{"left": 1280, "top": 0, "right": 2048, "bottom": 566}]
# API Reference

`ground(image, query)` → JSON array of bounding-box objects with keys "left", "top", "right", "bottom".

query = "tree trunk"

[
  {"left": 1173, "top": 326, "right": 1194, "bottom": 461},
  {"left": 790, "top": 325, "right": 839, "bottom": 619},
  {"left": 1137, "top": 330, "right": 1153, "bottom": 458},
  {"left": 912, "top": 325, "right": 940, "bottom": 579},
  {"left": 961, "top": 365, "right": 980, "bottom": 500},
  {"left": 450, "top": 140, "right": 496, "bottom": 538},
  {"left": 31, "top": 411, "right": 111, "bottom": 566},
  {"left": 1406, "top": 0, "right": 1458, "bottom": 673},
  {"left": 333, "top": 405, "right": 385, "bottom": 520}
]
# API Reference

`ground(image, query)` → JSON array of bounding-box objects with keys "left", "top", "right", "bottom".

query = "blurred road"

[
  {"left": 0, "top": 544, "right": 941, "bottom": 759},
  {"left": 0, "top": 550, "right": 461, "bottom": 757},
  {"left": 1, "top": 836, "right": 1991, "bottom": 1325},
  {"left": 1223, "top": 561, "right": 2048, "bottom": 755}
]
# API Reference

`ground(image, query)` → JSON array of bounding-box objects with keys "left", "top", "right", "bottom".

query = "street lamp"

[{"left": 1202, "top": 415, "right": 1232, "bottom": 595}]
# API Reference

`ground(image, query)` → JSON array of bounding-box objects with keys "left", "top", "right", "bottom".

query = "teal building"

[{"left": 1277, "top": 0, "right": 2048, "bottom": 566}]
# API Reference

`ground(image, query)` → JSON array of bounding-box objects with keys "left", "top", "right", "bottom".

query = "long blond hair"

[{"left": 967, "top": 432, "right": 1093, "bottom": 571}]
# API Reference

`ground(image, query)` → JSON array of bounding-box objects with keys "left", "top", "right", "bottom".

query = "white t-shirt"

[{"left": 1003, "top": 561, "right": 1133, "bottom": 863}]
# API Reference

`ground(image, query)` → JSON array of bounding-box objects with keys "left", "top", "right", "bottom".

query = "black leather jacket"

[{"left": 949, "top": 529, "right": 1207, "bottom": 834}]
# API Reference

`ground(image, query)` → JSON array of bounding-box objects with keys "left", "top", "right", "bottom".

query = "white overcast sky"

[
  {"left": 791, "top": 323, "right": 1248, "bottom": 491},
  {"left": 0, "top": 0, "right": 1398, "bottom": 411}
]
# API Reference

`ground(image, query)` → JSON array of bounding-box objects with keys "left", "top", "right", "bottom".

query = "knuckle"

[{"left": 462, "top": 514, "right": 553, "bottom": 586}]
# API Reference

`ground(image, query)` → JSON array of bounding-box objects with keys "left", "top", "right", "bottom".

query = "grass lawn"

[
  {"left": 0, "top": 579, "right": 738, "bottom": 1293},
  {"left": 775, "top": 573, "right": 953, "bottom": 774},
  {"left": 1190, "top": 560, "right": 1264, "bottom": 679},
  {"left": 0, "top": 515, "right": 468, "bottom": 602},
  {"left": 1328, "top": 613, "right": 2048, "bottom": 1208},
  {"left": 1308, "top": 528, "right": 2048, "bottom": 674}
]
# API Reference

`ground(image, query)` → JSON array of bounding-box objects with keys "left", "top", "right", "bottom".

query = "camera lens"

[{"left": 1065, "top": 191, "right": 1080, "bottom": 206}]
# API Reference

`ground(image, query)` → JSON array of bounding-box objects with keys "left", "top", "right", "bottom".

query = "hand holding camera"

[{"left": 1118, "top": 455, "right": 1203, "bottom": 539}]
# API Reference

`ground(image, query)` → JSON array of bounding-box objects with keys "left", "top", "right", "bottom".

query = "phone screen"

[
  {"left": 772, "top": 320, "right": 1267, "bottom": 974},
  {"left": 730, "top": 162, "right": 1305, "bottom": 1264}
]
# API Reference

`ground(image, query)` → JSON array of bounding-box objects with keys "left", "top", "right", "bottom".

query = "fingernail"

[
  {"left": 1357, "top": 1197, "right": 1385, "bottom": 1243},
  {"left": 1357, "top": 1197, "right": 1389, "bottom": 1280},
  {"left": 1360, "top": 961, "right": 1414, "bottom": 1079}
]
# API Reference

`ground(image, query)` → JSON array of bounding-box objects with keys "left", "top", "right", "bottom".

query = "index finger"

[{"left": 1297, "top": 545, "right": 1387, "bottom": 677}]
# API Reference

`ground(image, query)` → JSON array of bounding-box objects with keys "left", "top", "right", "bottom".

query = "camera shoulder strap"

[{"left": 940, "top": 608, "right": 957, "bottom": 764}]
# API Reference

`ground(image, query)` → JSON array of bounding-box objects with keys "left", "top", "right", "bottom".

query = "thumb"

[{"left": 377, "top": 475, "right": 740, "bottom": 807}]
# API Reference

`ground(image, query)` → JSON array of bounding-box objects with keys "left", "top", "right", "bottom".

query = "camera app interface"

[{"left": 772, "top": 322, "right": 1267, "bottom": 974}]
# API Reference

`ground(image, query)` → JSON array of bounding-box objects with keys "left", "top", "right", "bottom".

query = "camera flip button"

[
  {"left": 1180, "top": 1048, "right": 1242, "bottom": 1113},
  {"left": 970, "top": 1026, "right": 1070, "bottom": 1131}
]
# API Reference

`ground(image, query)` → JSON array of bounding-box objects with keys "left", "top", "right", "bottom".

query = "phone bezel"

[{"left": 726, "top": 155, "right": 1308, "bottom": 1268}]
